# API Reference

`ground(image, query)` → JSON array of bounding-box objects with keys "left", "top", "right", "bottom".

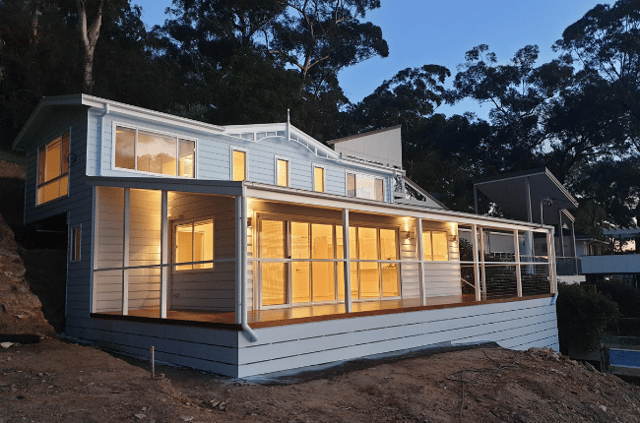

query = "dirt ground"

[{"left": 2, "top": 159, "right": 640, "bottom": 423}]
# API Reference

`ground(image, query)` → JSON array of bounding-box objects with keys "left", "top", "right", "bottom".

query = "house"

[
  {"left": 13, "top": 94, "right": 560, "bottom": 378},
  {"left": 580, "top": 227, "right": 640, "bottom": 288},
  {"left": 473, "top": 168, "right": 585, "bottom": 285}
]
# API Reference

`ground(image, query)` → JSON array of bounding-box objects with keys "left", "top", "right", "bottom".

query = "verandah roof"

[{"left": 86, "top": 176, "right": 553, "bottom": 234}]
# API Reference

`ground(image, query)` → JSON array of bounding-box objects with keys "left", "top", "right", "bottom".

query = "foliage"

[
  {"left": 595, "top": 279, "right": 640, "bottom": 319},
  {"left": 556, "top": 283, "right": 620, "bottom": 355}
]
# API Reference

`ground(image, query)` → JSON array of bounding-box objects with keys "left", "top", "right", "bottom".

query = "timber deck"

[{"left": 90, "top": 294, "right": 553, "bottom": 330}]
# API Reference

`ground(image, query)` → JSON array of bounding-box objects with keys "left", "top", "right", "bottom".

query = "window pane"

[
  {"left": 350, "top": 226, "right": 359, "bottom": 298},
  {"left": 178, "top": 139, "right": 195, "bottom": 178},
  {"left": 59, "top": 176, "right": 68, "bottom": 198},
  {"left": 45, "top": 139, "right": 61, "bottom": 183},
  {"left": 277, "top": 159, "right": 288, "bottom": 186},
  {"left": 357, "top": 174, "right": 375, "bottom": 200},
  {"left": 261, "top": 220, "right": 286, "bottom": 258},
  {"left": 347, "top": 173, "right": 356, "bottom": 197},
  {"left": 422, "top": 232, "right": 433, "bottom": 261},
  {"left": 115, "top": 127, "right": 136, "bottom": 170},
  {"left": 314, "top": 167, "right": 324, "bottom": 192},
  {"left": 291, "top": 222, "right": 310, "bottom": 303},
  {"left": 175, "top": 223, "right": 193, "bottom": 271},
  {"left": 432, "top": 231, "right": 449, "bottom": 261},
  {"left": 233, "top": 150, "right": 246, "bottom": 181},
  {"left": 137, "top": 131, "right": 177, "bottom": 176},
  {"left": 358, "top": 227, "right": 379, "bottom": 298},
  {"left": 312, "top": 223, "right": 334, "bottom": 301},
  {"left": 380, "top": 228, "right": 398, "bottom": 297},
  {"left": 193, "top": 220, "right": 213, "bottom": 269},
  {"left": 262, "top": 262, "right": 287, "bottom": 306},
  {"left": 375, "top": 179, "right": 384, "bottom": 201},
  {"left": 261, "top": 219, "right": 287, "bottom": 305}
]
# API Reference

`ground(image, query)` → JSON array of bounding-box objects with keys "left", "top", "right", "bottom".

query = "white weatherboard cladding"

[
  {"left": 236, "top": 297, "right": 558, "bottom": 377},
  {"left": 66, "top": 297, "right": 558, "bottom": 378}
]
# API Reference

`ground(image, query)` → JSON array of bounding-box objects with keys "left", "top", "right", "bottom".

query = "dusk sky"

[{"left": 133, "top": 0, "right": 604, "bottom": 118}]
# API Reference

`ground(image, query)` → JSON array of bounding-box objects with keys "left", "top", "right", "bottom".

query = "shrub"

[
  {"left": 556, "top": 283, "right": 620, "bottom": 355},
  {"left": 595, "top": 279, "right": 640, "bottom": 318}
]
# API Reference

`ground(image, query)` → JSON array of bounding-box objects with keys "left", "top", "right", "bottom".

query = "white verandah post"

[
  {"left": 514, "top": 229, "right": 522, "bottom": 297},
  {"left": 416, "top": 218, "right": 426, "bottom": 306},
  {"left": 479, "top": 226, "right": 486, "bottom": 300},
  {"left": 472, "top": 224, "right": 481, "bottom": 302},
  {"left": 122, "top": 188, "right": 130, "bottom": 316},
  {"left": 160, "top": 191, "right": 168, "bottom": 319},
  {"left": 342, "top": 209, "right": 352, "bottom": 313},
  {"left": 548, "top": 227, "right": 558, "bottom": 294},
  {"left": 235, "top": 195, "right": 243, "bottom": 325}
]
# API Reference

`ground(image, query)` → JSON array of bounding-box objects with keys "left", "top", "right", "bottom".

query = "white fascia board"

[
  {"left": 81, "top": 94, "right": 225, "bottom": 134},
  {"left": 245, "top": 182, "right": 552, "bottom": 233}
]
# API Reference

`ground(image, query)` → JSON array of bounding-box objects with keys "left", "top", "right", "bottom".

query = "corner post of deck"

[
  {"left": 122, "top": 187, "right": 130, "bottom": 316},
  {"left": 514, "top": 229, "right": 522, "bottom": 297},
  {"left": 471, "top": 224, "right": 481, "bottom": 302},
  {"left": 235, "top": 194, "right": 243, "bottom": 325},
  {"left": 160, "top": 190, "right": 168, "bottom": 319},
  {"left": 342, "top": 208, "right": 352, "bottom": 313},
  {"left": 416, "top": 217, "right": 426, "bottom": 306},
  {"left": 548, "top": 226, "right": 558, "bottom": 294}
]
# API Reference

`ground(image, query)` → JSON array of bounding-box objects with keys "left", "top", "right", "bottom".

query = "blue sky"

[{"left": 133, "top": 0, "right": 604, "bottom": 118}]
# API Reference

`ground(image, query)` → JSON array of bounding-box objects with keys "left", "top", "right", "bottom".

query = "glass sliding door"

[
  {"left": 312, "top": 223, "right": 335, "bottom": 301},
  {"left": 358, "top": 227, "right": 380, "bottom": 298},
  {"left": 291, "top": 222, "right": 311, "bottom": 303}
]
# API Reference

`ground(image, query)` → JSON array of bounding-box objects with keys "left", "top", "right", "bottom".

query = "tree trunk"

[{"left": 77, "top": 0, "right": 104, "bottom": 94}]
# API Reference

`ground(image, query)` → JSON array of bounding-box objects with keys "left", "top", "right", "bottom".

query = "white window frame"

[
  {"left": 345, "top": 171, "right": 385, "bottom": 201},
  {"left": 171, "top": 217, "right": 215, "bottom": 273},
  {"left": 230, "top": 146, "right": 248, "bottom": 181},
  {"left": 111, "top": 122, "right": 198, "bottom": 178}
]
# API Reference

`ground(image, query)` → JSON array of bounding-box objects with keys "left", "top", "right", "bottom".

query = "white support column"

[
  {"left": 524, "top": 176, "right": 534, "bottom": 274},
  {"left": 235, "top": 196, "right": 242, "bottom": 324},
  {"left": 514, "top": 229, "right": 522, "bottom": 297},
  {"left": 479, "top": 226, "right": 486, "bottom": 300},
  {"left": 571, "top": 219, "right": 579, "bottom": 276},
  {"left": 416, "top": 218, "right": 426, "bottom": 306},
  {"left": 558, "top": 210, "right": 565, "bottom": 258},
  {"left": 240, "top": 193, "right": 249, "bottom": 326},
  {"left": 122, "top": 188, "right": 130, "bottom": 316},
  {"left": 342, "top": 209, "right": 352, "bottom": 313},
  {"left": 160, "top": 191, "right": 168, "bottom": 319},
  {"left": 548, "top": 227, "right": 558, "bottom": 294},
  {"left": 471, "top": 224, "right": 481, "bottom": 302}
]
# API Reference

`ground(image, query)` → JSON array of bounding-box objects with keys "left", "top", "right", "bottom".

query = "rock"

[
  {"left": 599, "top": 405, "right": 607, "bottom": 412},
  {"left": 1, "top": 342, "right": 14, "bottom": 349},
  {"left": 133, "top": 413, "right": 146, "bottom": 420},
  {"left": 583, "top": 362, "right": 597, "bottom": 373}
]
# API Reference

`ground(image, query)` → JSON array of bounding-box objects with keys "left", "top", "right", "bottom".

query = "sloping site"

[{"left": 2, "top": 159, "right": 640, "bottom": 422}]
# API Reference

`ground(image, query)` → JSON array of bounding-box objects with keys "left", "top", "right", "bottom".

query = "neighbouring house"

[
  {"left": 581, "top": 227, "right": 640, "bottom": 288},
  {"left": 13, "top": 94, "right": 560, "bottom": 378},
  {"left": 473, "top": 168, "right": 584, "bottom": 285}
]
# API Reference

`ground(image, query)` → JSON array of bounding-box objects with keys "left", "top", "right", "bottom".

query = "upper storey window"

[
  {"left": 37, "top": 132, "right": 69, "bottom": 205},
  {"left": 347, "top": 172, "right": 384, "bottom": 201},
  {"left": 115, "top": 126, "right": 195, "bottom": 178}
]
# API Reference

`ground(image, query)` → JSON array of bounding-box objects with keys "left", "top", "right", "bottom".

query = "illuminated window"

[
  {"left": 37, "top": 133, "right": 69, "bottom": 205},
  {"left": 277, "top": 158, "right": 289, "bottom": 187},
  {"left": 422, "top": 230, "right": 449, "bottom": 261},
  {"left": 70, "top": 225, "right": 81, "bottom": 262},
  {"left": 115, "top": 126, "right": 195, "bottom": 178},
  {"left": 346, "top": 172, "right": 384, "bottom": 201},
  {"left": 174, "top": 219, "right": 214, "bottom": 271},
  {"left": 313, "top": 166, "right": 325, "bottom": 192},
  {"left": 233, "top": 150, "right": 246, "bottom": 181}
]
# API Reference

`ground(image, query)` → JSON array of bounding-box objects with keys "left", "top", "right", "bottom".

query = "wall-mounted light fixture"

[
  {"left": 400, "top": 230, "right": 412, "bottom": 240},
  {"left": 247, "top": 217, "right": 252, "bottom": 227}
]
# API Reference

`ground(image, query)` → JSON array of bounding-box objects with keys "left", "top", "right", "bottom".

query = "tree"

[
  {"left": 554, "top": 0, "right": 640, "bottom": 154},
  {"left": 77, "top": 0, "right": 104, "bottom": 93},
  {"left": 346, "top": 64, "right": 450, "bottom": 134},
  {"left": 269, "top": 0, "right": 388, "bottom": 95}
]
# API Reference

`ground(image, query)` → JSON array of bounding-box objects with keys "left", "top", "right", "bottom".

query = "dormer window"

[{"left": 114, "top": 126, "right": 195, "bottom": 178}]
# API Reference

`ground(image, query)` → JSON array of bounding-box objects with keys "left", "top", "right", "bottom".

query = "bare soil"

[{"left": 2, "top": 159, "right": 640, "bottom": 423}]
